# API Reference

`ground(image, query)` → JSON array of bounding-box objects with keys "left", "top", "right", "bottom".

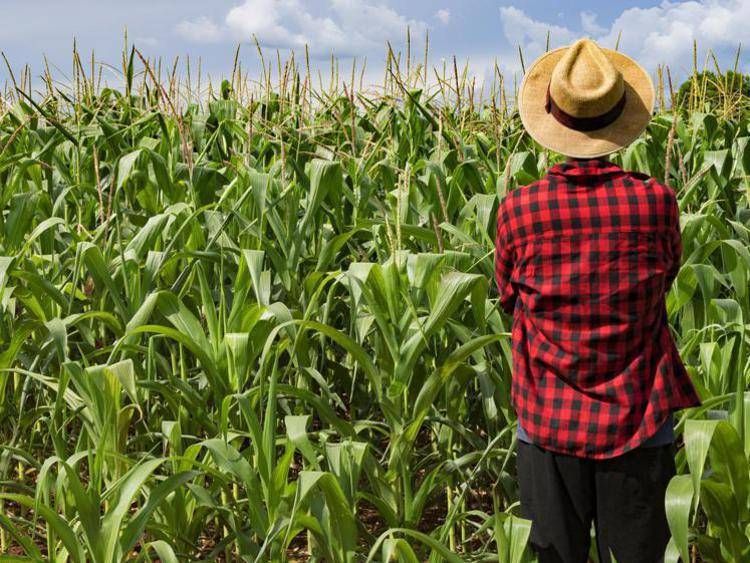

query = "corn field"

[{"left": 1, "top": 41, "right": 750, "bottom": 562}]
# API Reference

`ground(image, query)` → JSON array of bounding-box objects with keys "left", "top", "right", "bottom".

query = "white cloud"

[
  {"left": 328, "top": 0, "right": 426, "bottom": 51},
  {"left": 435, "top": 9, "right": 451, "bottom": 25},
  {"left": 499, "top": 6, "right": 576, "bottom": 56},
  {"left": 499, "top": 0, "right": 750, "bottom": 75},
  {"left": 175, "top": 16, "right": 222, "bottom": 43},
  {"left": 176, "top": 0, "right": 427, "bottom": 56},
  {"left": 598, "top": 0, "right": 750, "bottom": 71},
  {"left": 224, "top": 0, "right": 319, "bottom": 48},
  {"left": 580, "top": 11, "right": 606, "bottom": 36}
]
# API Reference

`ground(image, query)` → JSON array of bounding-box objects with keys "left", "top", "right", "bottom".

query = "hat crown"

[{"left": 549, "top": 38, "right": 625, "bottom": 119}]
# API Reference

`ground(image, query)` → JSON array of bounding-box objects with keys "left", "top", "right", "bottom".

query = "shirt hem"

[{"left": 515, "top": 398, "right": 701, "bottom": 460}]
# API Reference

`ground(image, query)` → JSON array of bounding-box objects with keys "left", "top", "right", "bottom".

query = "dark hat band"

[{"left": 545, "top": 84, "right": 627, "bottom": 132}]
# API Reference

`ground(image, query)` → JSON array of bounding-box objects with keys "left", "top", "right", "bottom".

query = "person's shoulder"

[
  {"left": 499, "top": 176, "right": 550, "bottom": 208},
  {"left": 622, "top": 170, "right": 678, "bottom": 201},
  {"left": 620, "top": 171, "right": 679, "bottom": 226}
]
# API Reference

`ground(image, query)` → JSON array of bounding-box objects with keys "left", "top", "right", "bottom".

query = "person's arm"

[
  {"left": 665, "top": 191, "right": 682, "bottom": 290},
  {"left": 495, "top": 203, "right": 517, "bottom": 314}
]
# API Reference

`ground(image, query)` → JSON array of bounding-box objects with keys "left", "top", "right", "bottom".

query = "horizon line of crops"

[
  {"left": 0, "top": 36, "right": 749, "bottom": 561},
  {"left": 2, "top": 32, "right": 748, "bottom": 118}
]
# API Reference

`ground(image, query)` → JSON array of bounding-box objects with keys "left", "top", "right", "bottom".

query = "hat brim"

[{"left": 518, "top": 46, "right": 655, "bottom": 159}]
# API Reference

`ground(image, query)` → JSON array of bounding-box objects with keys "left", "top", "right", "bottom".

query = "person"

[{"left": 494, "top": 38, "right": 702, "bottom": 563}]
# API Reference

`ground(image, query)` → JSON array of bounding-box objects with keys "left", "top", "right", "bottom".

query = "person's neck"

[{"left": 566, "top": 155, "right": 613, "bottom": 164}]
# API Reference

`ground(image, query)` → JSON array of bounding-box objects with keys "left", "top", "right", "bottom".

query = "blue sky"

[{"left": 2, "top": 0, "right": 748, "bottom": 93}]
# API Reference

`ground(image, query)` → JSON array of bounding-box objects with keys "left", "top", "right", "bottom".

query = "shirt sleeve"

[
  {"left": 495, "top": 201, "right": 517, "bottom": 314},
  {"left": 665, "top": 191, "right": 682, "bottom": 289}
]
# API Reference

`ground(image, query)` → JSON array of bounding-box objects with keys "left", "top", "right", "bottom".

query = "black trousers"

[{"left": 517, "top": 441, "right": 675, "bottom": 563}]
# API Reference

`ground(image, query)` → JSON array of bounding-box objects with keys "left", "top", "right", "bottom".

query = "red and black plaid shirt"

[{"left": 495, "top": 158, "right": 701, "bottom": 459}]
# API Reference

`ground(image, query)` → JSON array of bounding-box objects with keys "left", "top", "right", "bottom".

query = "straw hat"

[{"left": 518, "top": 38, "right": 654, "bottom": 159}]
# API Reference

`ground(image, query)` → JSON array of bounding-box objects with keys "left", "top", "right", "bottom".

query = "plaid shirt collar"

[{"left": 548, "top": 158, "right": 624, "bottom": 179}]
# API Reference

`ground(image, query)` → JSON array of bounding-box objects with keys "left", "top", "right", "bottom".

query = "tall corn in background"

[{"left": 0, "top": 36, "right": 749, "bottom": 561}]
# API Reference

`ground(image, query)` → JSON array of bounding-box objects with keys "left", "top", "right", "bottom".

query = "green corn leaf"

[
  {"left": 0, "top": 493, "right": 85, "bottom": 563},
  {"left": 665, "top": 474, "right": 694, "bottom": 563}
]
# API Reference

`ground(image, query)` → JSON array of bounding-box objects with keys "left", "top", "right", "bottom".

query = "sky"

[{"left": 1, "top": 0, "right": 748, "bottom": 95}]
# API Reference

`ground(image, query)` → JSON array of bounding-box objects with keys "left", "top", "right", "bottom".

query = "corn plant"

[{"left": 0, "top": 40, "right": 749, "bottom": 562}]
